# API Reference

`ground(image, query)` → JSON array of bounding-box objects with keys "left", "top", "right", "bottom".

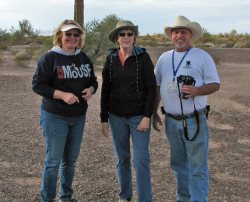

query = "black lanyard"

[{"left": 172, "top": 48, "right": 191, "bottom": 82}]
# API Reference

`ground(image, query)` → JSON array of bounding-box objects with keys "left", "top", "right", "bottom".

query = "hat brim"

[
  {"left": 109, "top": 25, "right": 138, "bottom": 43},
  {"left": 164, "top": 22, "right": 202, "bottom": 42},
  {"left": 61, "top": 24, "right": 84, "bottom": 34}
]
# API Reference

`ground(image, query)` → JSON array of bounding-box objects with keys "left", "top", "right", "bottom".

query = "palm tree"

[{"left": 74, "top": 0, "right": 84, "bottom": 28}]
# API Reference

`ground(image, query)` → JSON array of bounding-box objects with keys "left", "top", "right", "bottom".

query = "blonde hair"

[{"left": 53, "top": 19, "right": 85, "bottom": 49}]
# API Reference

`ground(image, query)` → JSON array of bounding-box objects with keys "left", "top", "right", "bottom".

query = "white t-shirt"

[{"left": 154, "top": 47, "right": 220, "bottom": 115}]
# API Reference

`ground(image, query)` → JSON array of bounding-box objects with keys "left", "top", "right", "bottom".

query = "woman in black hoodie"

[
  {"left": 32, "top": 19, "right": 98, "bottom": 202},
  {"left": 100, "top": 20, "right": 156, "bottom": 202}
]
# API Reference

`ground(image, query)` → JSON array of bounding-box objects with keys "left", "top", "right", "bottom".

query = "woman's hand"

[
  {"left": 101, "top": 122, "right": 109, "bottom": 138},
  {"left": 82, "top": 86, "right": 94, "bottom": 101},
  {"left": 137, "top": 117, "right": 151, "bottom": 132},
  {"left": 53, "top": 90, "right": 79, "bottom": 105}
]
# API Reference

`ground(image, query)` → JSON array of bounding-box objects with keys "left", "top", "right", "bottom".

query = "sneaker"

[{"left": 59, "top": 199, "right": 77, "bottom": 202}]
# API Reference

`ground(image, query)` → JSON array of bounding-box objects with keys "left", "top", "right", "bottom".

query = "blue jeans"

[
  {"left": 40, "top": 109, "right": 86, "bottom": 202},
  {"left": 165, "top": 113, "right": 209, "bottom": 202},
  {"left": 109, "top": 113, "right": 153, "bottom": 202}
]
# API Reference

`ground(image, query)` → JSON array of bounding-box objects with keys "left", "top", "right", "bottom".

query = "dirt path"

[{"left": 0, "top": 46, "right": 250, "bottom": 201}]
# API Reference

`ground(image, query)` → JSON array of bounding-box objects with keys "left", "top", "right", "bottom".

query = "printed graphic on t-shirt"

[
  {"left": 182, "top": 61, "right": 192, "bottom": 69},
  {"left": 57, "top": 64, "right": 91, "bottom": 79}
]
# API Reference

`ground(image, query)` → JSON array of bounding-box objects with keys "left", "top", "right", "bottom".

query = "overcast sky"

[{"left": 0, "top": 0, "right": 250, "bottom": 35}]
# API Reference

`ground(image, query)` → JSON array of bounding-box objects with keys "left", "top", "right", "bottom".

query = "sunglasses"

[
  {"left": 65, "top": 32, "right": 80, "bottom": 38},
  {"left": 118, "top": 32, "right": 134, "bottom": 37}
]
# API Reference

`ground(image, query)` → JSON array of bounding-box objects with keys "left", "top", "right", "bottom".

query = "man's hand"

[
  {"left": 152, "top": 113, "right": 163, "bottom": 132},
  {"left": 182, "top": 85, "right": 198, "bottom": 98}
]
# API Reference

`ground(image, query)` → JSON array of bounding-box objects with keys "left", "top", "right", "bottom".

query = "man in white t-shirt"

[{"left": 153, "top": 16, "right": 220, "bottom": 202}]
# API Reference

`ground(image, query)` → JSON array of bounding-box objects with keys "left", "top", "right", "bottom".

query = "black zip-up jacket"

[
  {"left": 32, "top": 47, "right": 98, "bottom": 117},
  {"left": 100, "top": 46, "right": 156, "bottom": 122}
]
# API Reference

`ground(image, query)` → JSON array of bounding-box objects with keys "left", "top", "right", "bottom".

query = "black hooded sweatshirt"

[
  {"left": 32, "top": 46, "right": 98, "bottom": 117},
  {"left": 100, "top": 46, "right": 156, "bottom": 122}
]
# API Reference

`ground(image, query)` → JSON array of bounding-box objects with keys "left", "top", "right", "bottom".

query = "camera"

[{"left": 177, "top": 75, "right": 196, "bottom": 99}]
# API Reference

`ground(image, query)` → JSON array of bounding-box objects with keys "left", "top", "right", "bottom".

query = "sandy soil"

[{"left": 0, "top": 45, "right": 250, "bottom": 202}]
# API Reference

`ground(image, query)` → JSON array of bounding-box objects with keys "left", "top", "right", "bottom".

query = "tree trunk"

[{"left": 74, "top": 0, "right": 84, "bottom": 28}]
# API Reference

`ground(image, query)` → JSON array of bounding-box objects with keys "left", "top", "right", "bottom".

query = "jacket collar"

[{"left": 108, "top": 46, "right": 146, "bottom": 57}]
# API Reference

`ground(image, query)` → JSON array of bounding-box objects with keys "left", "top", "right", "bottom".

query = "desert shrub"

[
  {"left": 156, "top": 41, "right": 173, "bottom": 47},
  {"left": 225, "top": 41, "right": 234, "bottom": 48},
  {"left": 0, "top": 44, "right": 8, "bottom": 50},
  {"left": 24, "top": 36, "right": 53, "bottom": 60},
  {"left": 204, "top": 42, "right": 216, "bottom": 48},
  {"left": 0, "top": 29, "right": 11, "bottom": 48},
  {"left": 138, "top": 39, "right": 158, "bottom": 47},
  {"left": 84, "top": 16, "right": 115, "bottom": 61},
  {"left": 25, "top": 45, "right": 41, "bottom": 60},
  {"left": 212, "top": 56, "right": 221, "bottom": 65},
  {"left": 15, "top": 52, "right": 32, "bottom": 67},
  {"left": 5, "top": 19, "right": 39, "bottom": 45},
  {"left": 15, "top": 52, "right": 31, "bottom": 60},
  {"left": 138, "top": 34, "right": 172, "bottom": 47},
  {"left": 243, "top": 42, "right": 250, "bottom": 48},
  {"left": 196, "top": 43, "right": 216, "bottom": 48},
  {"left": 142, "top": 34, "right": 153, "bottom": 41},
  {"left": 233, "top": 42, "right": 247, "bottom": 48},
  {"left": 26, "top": 43, "right": 53, "bottom": 61},
  {"left": 95, "top": 54, "right": 107, "bottom": 67},
  {"left": 84, "top": 14, "right": 121, "bottom": 64},
  {"left": 220, "top": 44, "right": 227, "bottom": 48},
  {"left": 198, "top": 28, "right": 214, "bottom": 44},
  {"left": 34, "top": 36, "right": 53, "bottom": 47}
]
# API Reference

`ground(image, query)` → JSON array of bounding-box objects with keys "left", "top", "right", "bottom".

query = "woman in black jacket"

[
  {"left": 100, "top": 20, "right": 156, "bottom": 202},
  {"left": 32, "top": 19, "right": 98, "bottom": 202}
]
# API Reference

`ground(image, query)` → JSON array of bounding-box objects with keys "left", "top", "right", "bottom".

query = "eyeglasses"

[
  {"left": 118, "top": 32, "right": 134, "bottom": 37},
  {"left": 65, "top": 32, "right": 80, "bottom": 38}
]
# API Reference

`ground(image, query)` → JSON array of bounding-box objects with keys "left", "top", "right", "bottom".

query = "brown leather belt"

[{"left": 166, "top": 109, "right": 206, "bottom": 120}]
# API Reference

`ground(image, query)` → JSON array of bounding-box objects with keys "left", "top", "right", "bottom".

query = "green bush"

[{"left": 83, "top": 14, "right": 120, "bottom": 64}]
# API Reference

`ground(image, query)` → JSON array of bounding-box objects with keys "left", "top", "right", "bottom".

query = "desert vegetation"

[{"left": 0, "top": 15, "right": 249, "bottom": 66}]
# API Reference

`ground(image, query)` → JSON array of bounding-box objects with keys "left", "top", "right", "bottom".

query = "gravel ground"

[{"left": 0, "top": 46, "right": 250, "bottom": 202}]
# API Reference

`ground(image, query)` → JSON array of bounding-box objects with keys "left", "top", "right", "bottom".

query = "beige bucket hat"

[
  {"left": 164, "top": 16, "right": 202, "bottom": 41},
  {"left": 109, "top": 20, "right": 138, "bottom": 43}
]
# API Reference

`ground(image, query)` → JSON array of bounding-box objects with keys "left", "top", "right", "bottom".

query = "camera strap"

[{"left": 177, "top": 84, "right": 200, "bottom": 141}]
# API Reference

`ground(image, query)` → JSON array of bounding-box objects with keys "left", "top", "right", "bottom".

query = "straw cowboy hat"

[
  {"left": 164, "top": 16, "right": 202, "bottom": 42},
  {"left": 109, "top": 20, "right": 138, "bottom": 43}
]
